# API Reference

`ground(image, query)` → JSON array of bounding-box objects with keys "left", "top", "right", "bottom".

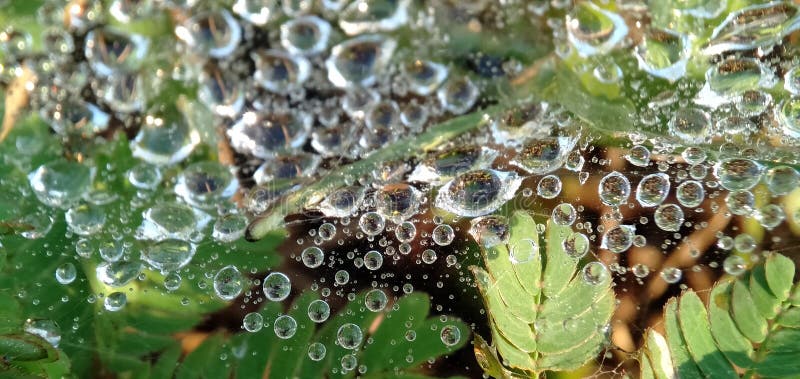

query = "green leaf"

[
  {"left": 677, "top": 291, "right": 737, "bottom": 378},
  {"left": 707, "top": 281, "right": 753, "bottom": 369},
  {"left": 641, "top": 329, "right": 674, "bottom": 379},
  {"left": 750, "top": 265, "right": 781, "bottom": 319},
  {"left": 731, "top": 277, "right": 768, "bottom": 343},
  {"left": 663, "top": 299, "right": 703, "bottom": 379},
  {"left": 765, "top": 253, "right": 795, "bottom": 302},
  {"left": 175, "top": 332, "right": 228, "bottom": 379},
  {"left": 639, "top": 253, "right": 800, "bottom": 379},
  {"left": 159, "top": 290, "right": 467, "bottom": 379},
  {"left": 472, "top": 211, "right": 615, "bottom": 375}
]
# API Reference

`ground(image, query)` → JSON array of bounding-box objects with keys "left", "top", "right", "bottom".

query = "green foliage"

[
  {"left": 640, "top": 253, "right": 800, "bottom": 379},
  {"left": 0, "top": 114, "right": 282, "bottom": 377},
  {"left": 153, "top": 291, "right": 470, "bottom": 379},
  {"left": 471, "top": 211, "right": 615, "bottom": 378}
]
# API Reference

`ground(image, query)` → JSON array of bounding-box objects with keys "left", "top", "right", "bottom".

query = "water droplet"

[
  {"left": 395, "top": 222, "right": 416, "bottom": 243},
  {"left": 437, "top": 76, "right": 479, "bottom": 115},
  {"left": 29, "top": 160, "right": 92, "bottom": 209},
  {"left": 164, "top": 272, "right": 182, "bottom": 291},
  {"left": 432, "top": 224, "right": 455, "bottom": 246},
  {"left": 409, "top": 146, "right": 497, "bottom": 184},
  {"left": 141, "top": 203, "right": 207, "bottom": 241},
  {"left": 280, "top": 16, "right": 331, "bottom": 56},
  {"left": 757, "top": 204, "right": 785, "bottom": 230},
  {"left": 104, "top": 73, "right": 144, "bottom": 113},
  {"left": 468, "top": 215, "right": 509, "bottom": 247},
  {"left": 104, "top": 292, "right": 127, "bottom": 312},
  {"left": 702, "top": 2, "right": 800, "bottom": 55},
  {"left": 365, "top": 289, "right": 388, "bottom": 312},
  {"left": 317, "top": 186, "right": 365, "bottom": 218},
  {"left": 625, "top": 145, "right": 651, "bottom": 167},
  {"left": 552, "top": 203, "right": 577, "bottom": 226},
  {"left": 673, "top": 0, "right": 726, "bottom": 18},
  {"left": 233, "top": 0, "right": 277, "bottom": 25},
  {"left": 243, "top": 312, "right": 264, "bottom": 332},
  {"left": 341, "top": 354, "right": 358, "bottom": 371},
  {"left": 435, "top": 169, "right": 522, "bottom": 217},
  {"left": 706, "top": 58, "right": 773, "bottom": 99},
  {"left": 175, "top": 10, "right": 241, "bottom": 58},
  {"left": 633, "top": 28, "right": 689, "bottom": 82},
  {"left": 131, "top": 113, "right": 200, "bottom": 165},
  {"left": 421, "top": 249, "right": 437, "bottom": 264},
  {"left": 263, "top": 272, "right": 291, "bottom": 301},
  {"left": 660, "top": 267, "right": 682, "bottom": 284},
  {"left": 308, "top": 342, "right": 327, "bottom": 361},
  {"left": 43, "top": 100, "right": 111, "bottom": 137},
  {"left": 566, "top": 2, "right": 628, "bottom": 57},
  {"left": 24, "top": 319, "right": 60, "bottom": 347},
  {"left": 359, "top": 212, "right": 386, "bottom": 236},
  {"left": 636, "top": 173, "right": 670, "bottom": 207},
  {"left": 337, "top": 323, "right": 364, "bottom": 349},
  {"left": 335, "top": 269, "right": 350, "bottom": 285},
  {"left": 274, "top": 315, "right": 297, "bottom": 339},
  {"left": 582, "top": 262, "right": 609, "bottom": 285},
  {"left": 55, "top": 263, "right": 77, "bottom": 285},
  {"left": 785, "top": 66, "right": 800, "bottom": 96},
  {"left": 654, "top": 204, "right": 684, "bottom": 232},
  {"left": 601, "top": 225, "right": 634, "bottom": 253},
  {"left": 736, "top": 90, "right": 772, "bottom": 117},
  {"left": 726, "top": 190, "right": 755, "bottom": 216},
  {"left": 563, "top": 232, "right": 590, "bottom": 259},
  {"left": 143, "top": 239, "right": 197, "bottom": 272},
  {"left": 96, "top": 261, "right": 142, "bottom": 287},
  {"left": 403, "top": 59, "right": 448, "bottom": 96},
  {"left": 301, "top": 247, "right": 325, "bottom": 268},
  {"left": 364, "top": 250, "right": 383, "bottom": 270},
  {"left": 598, "top": 171, "right": 631, "bottom": 206},
  {"left": 214, "top": 265, "right": 244, "bottom": 301},
  {"left": 510, "top": 238, "right": 537, "bottom": 263},
  {"left": 723, "top": 255, "right": 747, "bottom": 276},
  {"left": 537, "top": 175, "right": 562, "bottom": 199},
  {"left": 374, "top": 183, "right": 421, "bottom": 223},
  {"left": 776, "top": 97, "right": 800, "bottom": 139},
  {"left": 668, "top": 107, "right": 711, "bottom": 144},
  {"left": 734, "top": 233, "right": 756, "bottom": 253},
  {"left": 326, "top": 34, "right": 396, "bottom": 88},
  {"left": 213, "top": 213, "right": 247, "bottom": 242},
  {"left": 65, "top": 204, "right": 106, "bottom": 236},
  {"left": 228, "top": 111, "right": 312, "bottom": 159},
  {"left": 308, "top": 299, "right": 331, "bottom": 322},
  {"left": 339, "top": 0, "right": 410, "bottom": 35},
  {"left": 676, "top": 180, "right": 705, "bottom": 208},
  {"left": 632, "top": 263, "right": 650, "bottom": 278},
  {"left": 197, "top": 64, "right": 245, "bottom": 118},
  {"left": 251, "top": 49, "right": 311, "bottom": 94},
  {"left": 440, "top": 324, "right": 461, "bottom": 346},
  {"left": 84, "top": 28, "right": 148, "bottom": 76},
  {"left": 175, "top": 161, "right": 238, "bottom": 209}
]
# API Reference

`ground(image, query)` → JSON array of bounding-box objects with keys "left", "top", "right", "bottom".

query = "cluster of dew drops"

[{"left": 4, "top": 0, "right": 800, "bottom": 370}]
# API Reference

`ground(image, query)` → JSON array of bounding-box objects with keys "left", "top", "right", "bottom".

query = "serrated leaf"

[
  {"left": 642, "top": 330, "right": 674, "bottom": 379},
  {"left": 640, "top": 253, "right": 800, "bottom": 379},
  {"left": 472, "top": 211, "right": 614, "bottom": 375}
]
